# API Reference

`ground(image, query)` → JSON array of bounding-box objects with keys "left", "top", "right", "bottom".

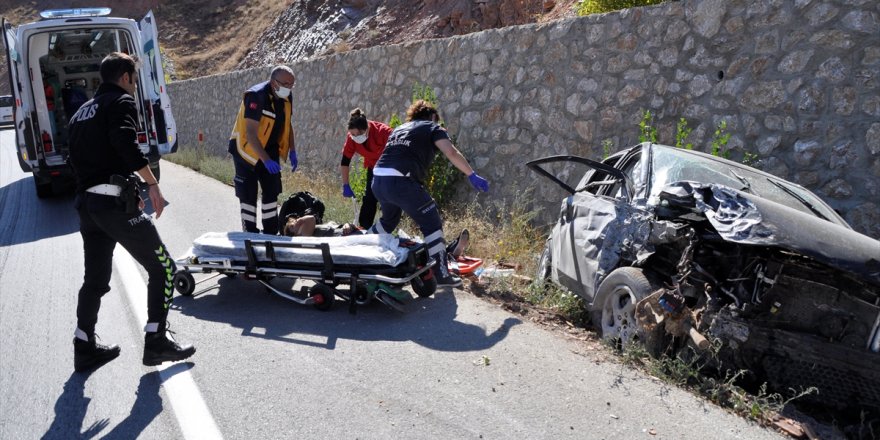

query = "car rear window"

[{"left": 0, "top": 96, "right": 12, "bottom": 107}]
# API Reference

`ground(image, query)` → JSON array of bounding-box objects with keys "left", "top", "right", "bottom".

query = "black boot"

[
  {"left": 74, "top": 335, "right": 120, "bottom": 372},
  {"left": 432, "top": 251, "right": 462, "bottom": 288},
  {"left": 143, "top": 324, "right": 196, "bottom": 366}
]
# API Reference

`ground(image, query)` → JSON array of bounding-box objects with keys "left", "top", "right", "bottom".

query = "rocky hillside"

[{"left": 1, "top": 0, "right": 576, "bottom": 94}]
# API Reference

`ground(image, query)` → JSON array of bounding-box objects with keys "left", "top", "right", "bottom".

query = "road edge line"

[{"left": 114, "top": 247, "right": 224, "bottom": 440}]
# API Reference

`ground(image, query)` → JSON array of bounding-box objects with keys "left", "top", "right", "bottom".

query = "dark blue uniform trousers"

[
  {"left": 233, "top": 153, "right": 282, "bottom": 235},
  {"left": 369, "top": 175, "right": 452, "bottom": 278},
  {"left": 75, "top": 193, "right": 175, "bottom": 336}
]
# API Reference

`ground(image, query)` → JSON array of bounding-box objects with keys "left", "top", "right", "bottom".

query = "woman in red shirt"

[{"left": 340, "top": 108, "right": 392, "bottom": 229}]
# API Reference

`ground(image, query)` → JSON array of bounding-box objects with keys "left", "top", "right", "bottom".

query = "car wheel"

[
  {"left": 35, "top": 179, "right": 52, "bottom": 198},
  {"left": 536, "top": 240, "right": 552, "bottom": 282},
  {"left": 591, "top": 267, "right": 660, "bottom": 348}
]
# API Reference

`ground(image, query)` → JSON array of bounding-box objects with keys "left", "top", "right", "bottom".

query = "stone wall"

[{"left": 168, "top": 0, "right": 880, "bottom": 238}]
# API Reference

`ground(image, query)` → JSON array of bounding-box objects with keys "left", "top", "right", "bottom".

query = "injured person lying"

[
  {"left": 282, "top": 215, "right": 361, "bottom": 237},
  {"left": 282, "top": 216, "right": 470, "bottom": 261}
]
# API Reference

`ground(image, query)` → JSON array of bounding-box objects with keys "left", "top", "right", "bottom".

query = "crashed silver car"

[{"left": 528, "top": 142, "right": 880, "bottom": 410}]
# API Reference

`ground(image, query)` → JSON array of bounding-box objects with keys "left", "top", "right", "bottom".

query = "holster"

[{"left": 109, "top": 174, "right": 140, "bottom": 214}]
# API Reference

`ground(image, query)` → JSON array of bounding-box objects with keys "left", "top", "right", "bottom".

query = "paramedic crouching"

[
  {"left": 68, "top": 52, "right": 195, "bottom": 372},
  {"left": 368, "top": 100, "right": 489, "bottom": 287}
]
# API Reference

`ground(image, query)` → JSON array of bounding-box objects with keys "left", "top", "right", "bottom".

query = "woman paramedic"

[
  {"left": 340, "top": 108, "right": 392, "bottom": 229},
  {"left": 367, "top": 100, "right": 489, "bottom": 288}
]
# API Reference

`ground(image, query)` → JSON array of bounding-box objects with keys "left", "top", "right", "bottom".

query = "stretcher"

[
  {"left": 172, "top": 232, "right": 437, "bottom": 313},
  {"left": 451, "top": 255, "right": 483, "bottom": 275}
]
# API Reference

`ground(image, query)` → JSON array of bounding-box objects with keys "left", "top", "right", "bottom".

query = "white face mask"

[
  {"left": 351, "top": 133, "right": 368, "bottom": 144},
  {"left": 275, "top": 85, "right": 291, "bottom": 99}
]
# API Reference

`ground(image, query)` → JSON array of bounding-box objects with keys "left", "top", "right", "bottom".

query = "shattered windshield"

[{"left": 648, "top": 146, "right": 843, "bottom": 224}]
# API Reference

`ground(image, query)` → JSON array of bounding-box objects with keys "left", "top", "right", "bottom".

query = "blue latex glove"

[
  {"left": 342, "top": 184, "right": 355, "bottom": 198},
  {"left": 263, "top": 159, "right": 282, "bottom": 174},
  {"left": 288, "top": 150, "right": 298, "bottom": 172},
  {"left": 468, "top": 172, "right": 489, "bottom": 192}
]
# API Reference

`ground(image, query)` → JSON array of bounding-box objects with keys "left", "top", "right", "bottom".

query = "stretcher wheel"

[
  {"left": 411, "top": 273, "right": 437, "bottom": 298},
  {"left": 309, "top": 284, "right": 335, "bottom": 311},
  {"left": 173, "top": 271, "right": 196, "bottom": 296}
]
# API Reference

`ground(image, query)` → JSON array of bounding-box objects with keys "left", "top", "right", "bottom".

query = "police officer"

[
  {"left": 369, "top": 100, "right": 489, "bottom": 287},
  {"left": 68, "top": 52, "right": 195, "bottom": 372},
  {"left": 228, "top": 66, "right": 297, "bottom": 235}
]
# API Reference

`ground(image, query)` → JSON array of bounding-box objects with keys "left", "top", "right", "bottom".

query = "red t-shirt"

[{"left": 342, "top": 120, "right": 392, "bottom": 169}]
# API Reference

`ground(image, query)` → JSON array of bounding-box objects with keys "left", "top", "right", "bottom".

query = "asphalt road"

[{"left": 0, "top": 128, "right": 783, "bottom": 439}]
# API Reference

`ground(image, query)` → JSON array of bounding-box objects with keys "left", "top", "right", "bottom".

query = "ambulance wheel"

[
  {"left": 411, "top": 272, "right": 437, "bottom": 298},
  {"left": 310, "top": 284, "right": 335, "bottom": 311},
  {"left": 173, "top": 271, "right": 196, "bottom": 296},
  {"left": 35, "top": 180, "right": 53, "bottom": 198}
]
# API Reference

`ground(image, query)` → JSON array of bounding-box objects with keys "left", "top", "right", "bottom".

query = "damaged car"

[{"left": 528, "top": 142, "right": 880, "bottom": 411}]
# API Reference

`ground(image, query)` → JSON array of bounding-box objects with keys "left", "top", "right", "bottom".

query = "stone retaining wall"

[{"left": 167, "top": 0, "right": 880, "bottom": 237}]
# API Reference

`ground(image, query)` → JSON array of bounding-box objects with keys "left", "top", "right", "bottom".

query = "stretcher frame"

[{"left": 172, "top": 237, "right": 438, "bottom": 313}]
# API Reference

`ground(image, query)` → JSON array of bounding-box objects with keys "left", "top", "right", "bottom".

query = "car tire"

[
  {"left": 35, "top": 179, "right": 53, "bottom": 198},
  {"left": 536, "top": 240, "right": 552, "bottom": 283},
  {"left": 591, "top": 267, "right": 660, "bottom": 348}
]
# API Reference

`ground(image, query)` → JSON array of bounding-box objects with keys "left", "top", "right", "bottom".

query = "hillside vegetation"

[{"left": 1, "top": 0, "right": 577, "bottom": 93}]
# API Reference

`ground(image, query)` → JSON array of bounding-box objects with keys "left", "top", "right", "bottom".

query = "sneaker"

[
  {"left": 451, "top": 229, "right": 470, "bottom": 258},
  {"left": 143, "top": 326, "right": 196, "bottom": 366},
  {"left": 74, "top": 336, "right": 120, "bottom": 372},
  {"left": 435, "top": 272, "right": 463, "bottom": 288}
]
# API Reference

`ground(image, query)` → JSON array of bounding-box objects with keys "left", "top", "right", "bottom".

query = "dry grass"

[{"left": 165, "top": 147, "right": 546, "bottom": 276}]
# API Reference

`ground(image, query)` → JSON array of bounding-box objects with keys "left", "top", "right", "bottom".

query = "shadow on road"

[
  {"left": 0, "top": 177, "right": 78, "bottom": 246},
  {"left": 42, "top": 370, "right": 167, "bottom": 440},
  {"left": 174, "top": 276, "right": 521, "bottom": 352}
]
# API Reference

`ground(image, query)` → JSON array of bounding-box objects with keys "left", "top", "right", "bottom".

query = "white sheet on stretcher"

[{"left": 190, "top": 232, "right": 411, "bottom": 267}]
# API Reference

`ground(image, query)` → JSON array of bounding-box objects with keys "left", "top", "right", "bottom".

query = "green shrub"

[
  {"left": 711, "top": 120, "right": 732, "bottom": 159},
  {"left": 638, "top": 109, "right": 658, "bottom": 143},
  {"left": 388, "top": 113, "right": 402, "bottom": 129},
  {"left": 675, "top": 117, "right": 693, "bottom": 150},
  {"left": 348, "top": 155, "right": 368, "bottom": 201},
  {"left": 576, "top": 0, "right": 668, "bottom": 16}
]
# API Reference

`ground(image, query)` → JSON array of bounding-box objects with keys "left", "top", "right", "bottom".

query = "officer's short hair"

[
  {"left": 100, "top": 52, "right": 137, "bottom": 83},
  {"left": 270, "top": 65, "right": 295, "bottom": 82}
]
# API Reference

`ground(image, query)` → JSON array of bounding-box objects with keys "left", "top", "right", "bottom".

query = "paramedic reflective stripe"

[
  {"left": 240, "top": 203, "right": 257, "bottom": 213},
  {"left": 262, "top": 110, "right": 275, "bottom": 118},
  {"left": 428, "top": 243, "right": 446, "bottom": 256},
  {"left": 240, "top": 213, "right": 256, "bottom": 222},
  {"left": 424, "top": 230, "right": 443, "bottom": 243}
]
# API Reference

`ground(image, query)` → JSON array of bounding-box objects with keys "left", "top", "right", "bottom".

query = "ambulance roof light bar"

[{"left": 39, "top": 8, "right": 112, "bottom": 20}]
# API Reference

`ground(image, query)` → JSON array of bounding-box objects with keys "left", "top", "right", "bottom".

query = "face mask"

[
  {"left": 275, "top": 85, "right": 291, "bottom": 99},
  {"left": 351, "top": 133, "right": 368, "bottom": 144}
]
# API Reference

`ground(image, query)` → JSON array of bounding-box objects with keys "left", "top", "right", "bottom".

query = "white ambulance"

[{"left": 2, "top": 8, "right": 176, "bottom": 197}]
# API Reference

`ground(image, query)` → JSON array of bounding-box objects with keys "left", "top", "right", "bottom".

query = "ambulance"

[{"left": 2, "top": 8, "right": 176, "bottom": 197}]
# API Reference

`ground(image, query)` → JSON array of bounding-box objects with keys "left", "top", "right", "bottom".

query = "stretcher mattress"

[{"left": 191, "top": 232, "right": 410, "bottom": 267}]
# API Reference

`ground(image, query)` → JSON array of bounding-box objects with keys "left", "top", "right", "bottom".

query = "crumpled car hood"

[{"left": 659, "top": 181, "right": 880, "bottom": 286}]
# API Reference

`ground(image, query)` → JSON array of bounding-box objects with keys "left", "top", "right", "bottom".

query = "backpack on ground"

[{"left": 279, "top": 191, "right": 325, "bottom": 224}]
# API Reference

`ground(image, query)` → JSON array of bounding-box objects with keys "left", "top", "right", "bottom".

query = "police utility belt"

[
  {"left": 86, "top": 184, "right": 122, "bottom": 197},
  {"left": 85, "top": 174, "right": 140, "bottom": 213}
]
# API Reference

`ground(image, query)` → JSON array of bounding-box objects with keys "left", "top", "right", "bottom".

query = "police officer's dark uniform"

[
  {"left": 68, "top": 63, "right": 194, "bottom": 371},
  {"left": 228, "top": 80, "right": 294, "bottom": 235}
]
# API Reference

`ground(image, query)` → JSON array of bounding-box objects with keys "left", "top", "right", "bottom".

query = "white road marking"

[{"left": 114, "top": 247, "right": 224, "bottom": 440}]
